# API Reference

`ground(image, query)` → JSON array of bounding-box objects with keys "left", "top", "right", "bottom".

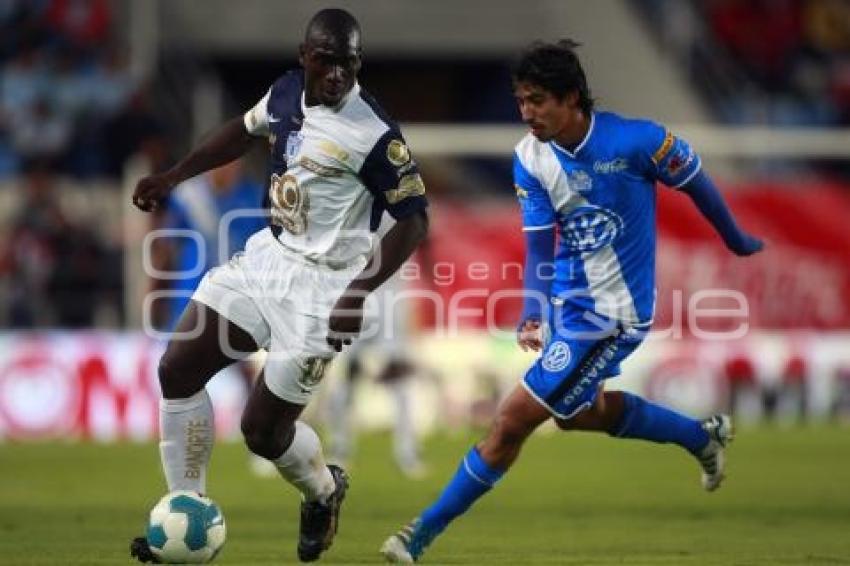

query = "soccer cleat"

[
  {"left": 698, "top": 414, "right": 734, "bottom": 492},
  {"left": 380, "top": 518, "right": 439, "bottom": 563},
  {"left": 297, "top": 464, "right": 349, "bottom": 562},
  {"left": 129, "top": 536, "right": 160, "bottom": 563}
]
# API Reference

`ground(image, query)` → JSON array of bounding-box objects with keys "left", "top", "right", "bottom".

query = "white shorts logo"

[{"left": 542, "top": 341, "right": 572, "bottom": 373}]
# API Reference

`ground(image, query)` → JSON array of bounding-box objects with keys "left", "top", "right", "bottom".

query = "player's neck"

[{"left": 553, "top": 111, "right": 591, "bottom": 152}]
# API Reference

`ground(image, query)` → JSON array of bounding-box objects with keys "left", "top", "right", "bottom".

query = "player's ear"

[{"left": 298, "top": 43, "right": 307, "bottom": 66}]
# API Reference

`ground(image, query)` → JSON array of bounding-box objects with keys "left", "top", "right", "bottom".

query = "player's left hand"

[
  {"left": 327, "top": 292, "right": 365, "bottom": 352},
  {"left": 730, "top": 233, "right": 765, "bottom": 256},
  {"left": 517, "top": 318, "right": 544, "bottom": 352}
]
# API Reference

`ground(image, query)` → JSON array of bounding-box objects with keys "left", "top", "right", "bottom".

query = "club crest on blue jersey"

[
  {"left": 542, "top": 341, "right": 572, "bottom": 372},
  {"left": 285, "top": 131, "right": 303, "bottom": 161},
  {"left": 561, "top": 204, "right": 624, "bottom": 253}
]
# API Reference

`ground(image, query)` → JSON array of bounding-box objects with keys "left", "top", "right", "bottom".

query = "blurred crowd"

[
  {"left": 636, "top": 0, "right": 850, "bottom": 125},
  {"left": 3, "top": 0, "right": 850, "bottom": 330},
  {"left": 0, "top": 0, "right": 163, "bottom": 329},
  {"left": 0, "top": 0, "right": 166, "bottom": 178}
]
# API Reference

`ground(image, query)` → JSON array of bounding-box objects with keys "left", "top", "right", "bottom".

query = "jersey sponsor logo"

[
  {"left": 298, "top": 156, "right": 345, "bottom": 177},
  {"left": 560, "top": 204, "right": 625, "bottom": 253},
  {"left": 515, "top": 184, "right": 529, "bottom": 199},
  {"left": 386, "top": 173, "right": 425, "bottom": 204},
  {"left": 593, "top": 158, "right": 628, "bottom": 174},
  {"left": 317, "top": 140, "right": 349, "bottom": 162},
  {"left": 651, "top": 130, "right": 675, "bottom": 164},
  {"left": 542, "top": 341, "right": 572, "bottom": 372},
  {"left": 269, "top": 173, "right": 310, "bottom": 235},
  {"left": 285, "top": 131, "right": 303, "bottom": 161},
  {"left": 387, "top": 139, "right": 411, "bottom": 167},
  {"left": 567, "top": 169, "right": 593, "bottom": 192}
]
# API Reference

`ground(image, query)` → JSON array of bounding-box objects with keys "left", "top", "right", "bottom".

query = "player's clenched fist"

[
  {"left": 132, "top": 172, "right": 177, "bottom": 212},
  {"left": 517, "top": 318, "right": 544, "bottom": 352},
  {"left": 326, "top": 292, "right": 365, "bottom": 352}
]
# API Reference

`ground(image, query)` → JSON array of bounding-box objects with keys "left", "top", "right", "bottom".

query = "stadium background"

[{"left": 1, "top": 1, "right": 849, "bottom": 564}]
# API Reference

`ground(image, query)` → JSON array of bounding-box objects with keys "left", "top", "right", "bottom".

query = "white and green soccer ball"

[{"left": 146, "top": 491, "right": 226, "bottom": 563}]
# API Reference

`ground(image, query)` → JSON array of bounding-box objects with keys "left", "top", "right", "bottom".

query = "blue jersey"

[
  {"left": 513, "top": 111, "right": 701, "bottom": 325},
  {"left": 164, "top": 176, "right": 266, "bottom": 328}
]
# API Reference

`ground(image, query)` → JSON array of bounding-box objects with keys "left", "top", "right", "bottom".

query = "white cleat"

[
  {"left": 698, "top": 414, "right": 734, "bottom": 492},
  {"left": 381, "top": 518, "right": 437, "bottom": 563},
  {"left": 380, "top": 534, "right": 416, "bottom": 564}
]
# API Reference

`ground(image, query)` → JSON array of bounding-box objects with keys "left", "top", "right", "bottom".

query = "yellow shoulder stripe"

[{"left": 651, "top": 130, "right": 675, "bottom": 165}]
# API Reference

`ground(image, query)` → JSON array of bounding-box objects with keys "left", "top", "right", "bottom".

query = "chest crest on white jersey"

[{"left": 285, "top": 131, "right": 303, "bottom": 161}]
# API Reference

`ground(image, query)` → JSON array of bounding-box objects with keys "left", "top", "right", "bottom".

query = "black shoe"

[
  {"left": 130, "top": 536, "right": 160, "bottom": 563},
  {"left": 297, "top": 464, "right": 349, "bottom": 562}
]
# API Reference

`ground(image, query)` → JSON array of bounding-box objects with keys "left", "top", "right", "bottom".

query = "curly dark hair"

[{"left": 511, "top": 39, "right": 594, "bottom": 115}]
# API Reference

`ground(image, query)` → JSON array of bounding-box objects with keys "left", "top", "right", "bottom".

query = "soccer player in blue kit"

[{"left": 381, "top": 39, "right": 763, "bottom": 563}]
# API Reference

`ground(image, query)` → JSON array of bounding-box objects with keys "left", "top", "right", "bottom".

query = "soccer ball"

[{"left": 146, "top": 491, "right": 226, "bottom": 563}]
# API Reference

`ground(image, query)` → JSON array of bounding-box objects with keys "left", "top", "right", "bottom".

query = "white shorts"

[{"left": 192, "top": 228, "right": 363, "bottom": 404}]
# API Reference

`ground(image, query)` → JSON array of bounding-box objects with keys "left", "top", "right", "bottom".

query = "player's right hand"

[
  {"left": 132, "top": 172, "right": 177, "bottom": 212},
  {"left": 517, "top": 318, "right": 544, "bottom": 352}
]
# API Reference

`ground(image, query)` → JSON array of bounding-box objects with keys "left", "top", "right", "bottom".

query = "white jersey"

[{"left": 244, "top": 70, "right": 427, "bottom": 268}]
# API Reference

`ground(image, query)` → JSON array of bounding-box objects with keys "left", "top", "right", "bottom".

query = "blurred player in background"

[
  {"left": 129, "top": 8, "right": 428, "bottom": 563},
  {"left": 325, "top": 217, "right": 426, "bottom": 480},
  {"left": 382, "top": 39, "right": 763, "bottom": 562},
  {"left": 156, "top": 159, "right": 265, "bottom": 331}
]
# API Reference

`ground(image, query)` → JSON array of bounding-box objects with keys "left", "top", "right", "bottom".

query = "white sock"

[
  {"left": 274, "top": 421, "right": 335, "bottom": 502},
  {"left": 326, "top": 377, "right": 355, "bottom": 464},
  {"left": 390, "top": 379, "right": 421, "bottom": 471},
  {"left": 159, "top": 389, "right": 215, "bottom": 494}
]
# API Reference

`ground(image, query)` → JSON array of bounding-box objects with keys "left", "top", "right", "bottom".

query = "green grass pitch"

[{"left": 1, "top": 426, "right": 849, "bottom": 565}]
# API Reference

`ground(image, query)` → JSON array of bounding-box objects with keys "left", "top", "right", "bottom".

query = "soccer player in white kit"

[{"left": 129, "top": 9, "right": 429, "bottom": 563}]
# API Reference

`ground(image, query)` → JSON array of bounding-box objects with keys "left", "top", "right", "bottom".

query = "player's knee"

[
  {"left": 158, "top": 356, "right": 193, "bottom": 399},
  {"left": 241, "top": 413, "right": 294, "bottom": 460},
  {"left": 489, "top": 415, "right": 529, "bottom": 449},
  {"left": 556, "top": 408, "right": 601, "bottom": 431},
  {"left": 241, "top": 415, "right": 275, "bottom": 459}
]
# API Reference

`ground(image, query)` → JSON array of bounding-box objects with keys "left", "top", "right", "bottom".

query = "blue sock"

[
  {"left": 419, "top": 447, "right": 504, "bottom": 533},
  {"left": 612, "top": 392, "right": 709, "bottom": 455}
]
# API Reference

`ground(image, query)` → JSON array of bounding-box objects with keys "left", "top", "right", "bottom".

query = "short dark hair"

[
  {"left": 512, "top": 39, "right": 594, "bottom": 114},
  {"left": 305, "top": 8, "right": 361, "bottom": 47}
]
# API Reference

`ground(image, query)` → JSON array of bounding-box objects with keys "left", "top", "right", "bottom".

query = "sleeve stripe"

[
  {"left": 522, "top": 223, "right": 556, "bottom": 232},
  {"left": 671, "top": 159, "right": 702, "bottom": 189},
  {"left": 651, "top": 130, "right": 675, "bottom": 165}
]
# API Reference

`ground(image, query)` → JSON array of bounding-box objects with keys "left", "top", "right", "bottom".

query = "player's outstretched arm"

[
  {"left": 517, "top": 226, "right": 555, "bottom": 352},
  {"left": 326, "top": 209, "right": 429, "bottom": 351},
  {"left": 132, "top": 117, "right": 258, "bottom": 212},
  {"left": 680, "top": 170, "right": 764, "bottom": 256}
]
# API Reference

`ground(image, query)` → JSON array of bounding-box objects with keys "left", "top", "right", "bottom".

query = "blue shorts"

[{"left": 522, "top": 317, "right": 647, "bottom": 419}]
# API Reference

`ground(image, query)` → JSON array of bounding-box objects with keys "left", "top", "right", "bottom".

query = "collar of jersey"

[
  {"left": 550, "top": 111, "right": 596, "bottom": 158},
  {"left": 301, "top": 82, "right": 361, "bottom": 115}
]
